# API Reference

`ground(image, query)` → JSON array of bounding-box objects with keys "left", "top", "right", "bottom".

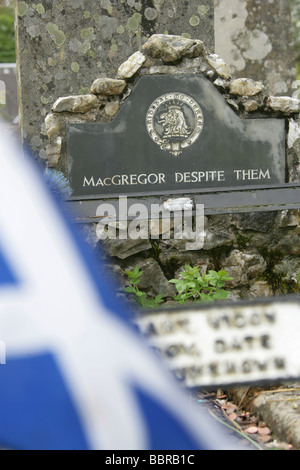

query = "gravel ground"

[{"left": 191, "top": 386, "right": 300, "bottom": 450}]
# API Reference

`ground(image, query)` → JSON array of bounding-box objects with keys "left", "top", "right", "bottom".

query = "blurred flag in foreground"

[{"left": 0, "top": 127, "right": 238, "bottom": 450}]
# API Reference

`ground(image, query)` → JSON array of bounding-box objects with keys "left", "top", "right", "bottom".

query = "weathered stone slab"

[
  {"left": 67, "top": 74, "right": 285, "bottom": 198},
  {"left": 14, "top": 0, "right": 214, "bottom": 159},
  {"left": 215, "top": 0, "right": 297, "bottom": 96}
]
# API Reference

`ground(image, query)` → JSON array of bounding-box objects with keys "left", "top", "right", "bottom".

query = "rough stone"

[
  {"left": 104, "top": 101, "right": 120, "bottom": 117},
  {"left": 242, "top": 99, "right": 259, "bottom": 112},
  {"left": 147, "top": 65, "right": 178, "bottom": 75},
  {"left": 226, "top": 99, "right": 239, "bottom": 111},
  {"left": 125, "top": 258, "right": 176, "bottom": 299},
  {"left": 231, "top": 212, "right": 278, "bottom": 233},
  {"left": 248, "top": 281, "right": 273, "bottom": 299},
  {"left": 52, "top": 95, "right": 99, "bottom": 114},
  {"left": 267, "top": 96, "right": 300, "bottom": 114},
  {"left": 201, "top": 215, "right": 236, "bottom": 251},
  {"left": 225, "top": 289, "right": 243, "bottom": 302},
  {"left": 287, "top": 120, "right": 300, "bottom": 183},
  {"left": 213, "top": 77, "right": 229, "bottom": 90},
  {"left": 90, "top": 78, "right": 126, "bottom": 96},
  {"left": 158, "top": 250, "right": 213, "bottom": 278},
  {"left": 252, "top": 391, "right": 300, "bottom": 450},
  {"left": 229, "top": 78, "right": 265, "bottom": 96},
  {"left": 101, "top": 238, "right": 152, "bottom": 260},
  {"left": 206, "top": 53, "right": 231, "bottom": 79},
  {"left": 149, "top": 218, "right": 174, "bottom": 238},
  {"left": 273, "top": 257, "right": 300, "bottom": 283},
  {"left": 45, "top": 113, "right": 64, "bottom": 140},
  {"left": 288, "top": 119, "right": 300, "bottom": 149},
  {"left": 46, "top": 137, "right": 62, "bottom": 167},
  {"left": 202, "top": 227, "right": 235, "bottom": 251},
  {"left": 141, "top": 34, "right": 205, "bottom": 63},
  {"left": 221, "top": 250, "right": 267, "bottom": 288},
  {"left": 274, "top": 228, "right": 300, "bottom": 255},
  {"left": 117, "top": 51, "right": 146, "bottom": 79},
  {"left": 275, "top": 210, "right": 299, "bottom": 228}
]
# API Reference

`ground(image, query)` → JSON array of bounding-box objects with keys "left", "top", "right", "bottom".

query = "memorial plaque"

[
  {"left": 67, "top": 75, "right": 286, "bottom": 199},
  {"left": 136, "top": 299, "right": 300, "bottom": 388}
]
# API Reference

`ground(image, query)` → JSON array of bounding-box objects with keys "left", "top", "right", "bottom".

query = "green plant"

[
  {"left": 169, "top": 265, "right": 233, "bottom": 304},
  {"left": 0, "top": 6, "right": 16, "bottom": 63},
  {"left": 124, "top": 265, "right": 233, "bottom": 308},
  {"left": 124, "top": 266, "right": 164, "bottom": 308}
]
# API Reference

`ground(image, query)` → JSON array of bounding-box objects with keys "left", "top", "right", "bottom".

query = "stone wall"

[{"left": 44, "top": 35, "right": 300, "bottom": 306}]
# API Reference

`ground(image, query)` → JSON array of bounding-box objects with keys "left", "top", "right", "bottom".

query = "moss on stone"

[
  {"left": 189, "top": 15, "right": 200, "bottom": 27},
  {"left": 46, "top": 23, "right": 66, "bottom": 47},
  {"left": 36, "top": 4, "right": 45, "bottom": 15},
  {"left": 80, "top": 27, "right": 95, "bottom": 40},
  {"left": 162, "top": 256, "right": 181, "bottom": 280},
  {"left": 71, "top": 62, "right": 80, "bottom": 73},
  {"left": 256, "top": 246, "right": 299, "bottom": 294},
  {"left": 259, "top": 270, "right": 298, "bottom": 295},
  {"left": 127, "top": 13, "right": 142, "bottom": 32},
  {"left": 236, "top": 233, "right": 254, "bottom": 249},
  {"left": 198, "top": 5, "right": 210, "bottom": 16},
  {"left": 18, "top": 1, "right": 28, "bottom": 17}
]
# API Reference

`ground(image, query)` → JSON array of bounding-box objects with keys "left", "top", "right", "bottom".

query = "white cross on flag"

[{"left": 0, "top": 126, "right": 237, "bottom": 450}]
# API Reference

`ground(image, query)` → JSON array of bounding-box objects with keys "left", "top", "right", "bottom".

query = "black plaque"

[{"left": 67, "top": 75, "right": 286, "bottom": 199}]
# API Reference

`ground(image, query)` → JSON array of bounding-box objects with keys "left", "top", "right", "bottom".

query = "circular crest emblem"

[{"left": 146, "top": 93, "right": 204, "bottom": 156}]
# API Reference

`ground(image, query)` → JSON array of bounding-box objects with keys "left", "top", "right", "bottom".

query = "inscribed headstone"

[{"left": 67, "top": 74, "right": 286, "bottom": 198}]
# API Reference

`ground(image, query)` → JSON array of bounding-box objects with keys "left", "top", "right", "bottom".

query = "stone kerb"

[{"left": 44, "top": 35, "right": 300, "bottom": 303}]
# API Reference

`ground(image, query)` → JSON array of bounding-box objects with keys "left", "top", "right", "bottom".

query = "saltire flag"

[{"left": 0, "top": 126, "right": 239, "bottom": 450}]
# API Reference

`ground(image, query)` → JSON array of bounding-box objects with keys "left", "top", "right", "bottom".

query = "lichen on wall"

[{"left": 215, "top": 0, "right": 297, "bottom": 96}]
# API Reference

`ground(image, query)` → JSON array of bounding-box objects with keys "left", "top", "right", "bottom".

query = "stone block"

[
  {"left": 142, "top": 34, "right": 204, "bottom": 63},
  {"left": 52, "top": 95, "right": 99, "bottom": 114},
  {"left": 90, "top": 78, "right": 126, "bottom": 96}
]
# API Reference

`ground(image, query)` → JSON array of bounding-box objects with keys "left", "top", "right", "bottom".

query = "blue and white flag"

[{"left": 0, "top": 127, "right": 237, "bottom": 450}]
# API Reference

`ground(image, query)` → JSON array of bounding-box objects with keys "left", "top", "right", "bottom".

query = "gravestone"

[{"left": 14, "top": 0, "right": 214, "bottom": 160}]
